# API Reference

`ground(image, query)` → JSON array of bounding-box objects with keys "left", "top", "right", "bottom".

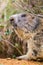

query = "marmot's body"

[{"left": 10, "top": 13, "right": 43, "bottom": 60}]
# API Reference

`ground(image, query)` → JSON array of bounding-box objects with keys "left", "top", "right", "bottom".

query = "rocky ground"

[{"left": 0, "top": 59, "right": 43, "bottom": 65}]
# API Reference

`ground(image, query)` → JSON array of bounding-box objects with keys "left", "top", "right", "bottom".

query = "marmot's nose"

[{"left": 10, "top": 18, "right": 14, "bottom": 22}]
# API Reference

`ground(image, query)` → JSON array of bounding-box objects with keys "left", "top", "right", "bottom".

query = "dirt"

[{"left": 0, "top": 59, "right": 43, "bottom": 65}]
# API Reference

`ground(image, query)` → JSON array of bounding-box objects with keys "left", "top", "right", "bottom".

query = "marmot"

[{"left": 10, "top": 13, "right": 43, "bottom": 61}]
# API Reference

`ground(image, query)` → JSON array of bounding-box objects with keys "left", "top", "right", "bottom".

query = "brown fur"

[{"left": 10, "top": 13, "right": 43, "bottom": 60}]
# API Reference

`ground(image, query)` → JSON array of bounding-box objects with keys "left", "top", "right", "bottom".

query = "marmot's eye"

[{"left": 21, "top": 14, "right": 26, "bottom": 17}]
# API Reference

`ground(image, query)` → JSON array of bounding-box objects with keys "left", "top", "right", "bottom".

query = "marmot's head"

[{"left": 10, "top": 13, "right": 40, "bottom": 32}]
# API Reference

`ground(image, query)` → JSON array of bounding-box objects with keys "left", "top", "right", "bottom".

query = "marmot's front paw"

[{"left": 16, "top": 55, "right": 30, "bottom": 60}]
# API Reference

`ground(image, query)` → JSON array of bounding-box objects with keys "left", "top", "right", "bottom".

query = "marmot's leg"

[
  {"left": 16, "top": 50, "right": 33, "bottom": 60},
  {"left": 16, "top": 55, "right": 29, "bottom": 60}
]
